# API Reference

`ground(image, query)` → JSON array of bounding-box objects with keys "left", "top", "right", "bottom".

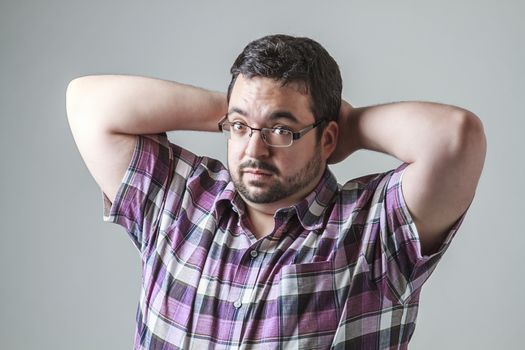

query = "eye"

[
  {"left": 271, "top": 127, "right": 291, "bottom": 135},
  {"left": 231, "top": 122, "right": 248, "bottom": 132}
]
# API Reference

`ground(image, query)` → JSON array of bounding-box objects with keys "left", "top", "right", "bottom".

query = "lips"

[{"left": 243, "top": 168, "right": 273, "bottom": 176}]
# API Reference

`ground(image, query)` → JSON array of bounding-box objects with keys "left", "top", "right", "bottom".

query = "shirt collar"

[
  {"left": 286, "top": 167, "right": 338, "bottom": 230},
  {"left": 215, "top": 167, "right": 338, "bottom": 230},
  {"left": 216, "top": 179, "right": 247, "bottom": 216}
]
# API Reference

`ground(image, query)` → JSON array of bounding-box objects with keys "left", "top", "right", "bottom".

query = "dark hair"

[{"left": 226, "top": 34, "right": 342, "bottom": 139}]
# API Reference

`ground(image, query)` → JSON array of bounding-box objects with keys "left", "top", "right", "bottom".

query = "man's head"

[
  {"left": 227, "top": 34, "right": 342, "bottom": 138},
  {"left": 224, "top": 34, "right": 342, "bottom": 209}
]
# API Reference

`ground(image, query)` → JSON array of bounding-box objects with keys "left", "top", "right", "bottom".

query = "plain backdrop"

[{"left": 1, "top": 0, "right": 523, "bottom": 349}]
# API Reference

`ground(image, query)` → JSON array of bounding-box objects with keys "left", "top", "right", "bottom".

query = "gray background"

[{"left": 1, "top": 0, "right": 522, "bottom": 349}]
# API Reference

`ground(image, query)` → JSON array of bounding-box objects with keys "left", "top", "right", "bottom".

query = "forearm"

[
  {"left": 346, "top": 101, "right": 475, "bottom": 163},
  {"left": 66, "top": 74, "right": 227, "bottom": 135}
]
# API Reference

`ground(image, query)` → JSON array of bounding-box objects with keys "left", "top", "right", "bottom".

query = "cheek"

[
  {"left": 275, "top": 153, "right": 301, "bottom": 173},
  {"left": 279, "top": 146, "right": 316, "bottom": 172}
]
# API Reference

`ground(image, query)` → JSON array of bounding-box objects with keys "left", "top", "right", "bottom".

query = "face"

[{"left": 226, "top": 74, "right": 326, "bottom": 207}]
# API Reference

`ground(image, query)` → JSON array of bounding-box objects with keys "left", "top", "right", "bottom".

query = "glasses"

[{"left": 218, "top": 116, "right": 326, "bottom": 147}]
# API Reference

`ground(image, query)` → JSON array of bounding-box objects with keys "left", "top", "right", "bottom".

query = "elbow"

[
  {"left": 451, "top": 111, "right": 487, "bottom": 168},
  {"left": 65, "top": 75, "right": 101, "bottom": 119},
  {"left": 459, "top": 111, "right": 487, "bottom": 150}
]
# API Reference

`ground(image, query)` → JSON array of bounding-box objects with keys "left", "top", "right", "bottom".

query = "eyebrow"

[{"left": 227, "top": 107, "right": 300, "bottom": 124}]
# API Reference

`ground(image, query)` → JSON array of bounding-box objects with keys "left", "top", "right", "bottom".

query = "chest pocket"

[{"left": 278, "top": 260, "right": 338, "bottom": 349}]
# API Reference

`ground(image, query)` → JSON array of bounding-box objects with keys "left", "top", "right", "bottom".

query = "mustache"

[{"left": 239, "top": 159, "right": 279, "bottom": 175}]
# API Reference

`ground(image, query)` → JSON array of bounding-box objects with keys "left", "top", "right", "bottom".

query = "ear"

[{"left": 320, "top": 121, "right": 339, "bottom": 161}]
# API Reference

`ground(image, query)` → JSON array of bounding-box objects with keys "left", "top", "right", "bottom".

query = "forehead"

[{"left": 229, "top": 74, "right": 314, "bottom": 124}]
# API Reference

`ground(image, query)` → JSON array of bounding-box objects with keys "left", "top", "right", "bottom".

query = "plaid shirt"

[{"left": 102, "top": 132, "right": 468, "bottom": 350}]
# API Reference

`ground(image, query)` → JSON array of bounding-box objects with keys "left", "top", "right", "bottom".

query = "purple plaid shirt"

[{"left": 102, "top": 132, "right": 468, "bottom": 349}]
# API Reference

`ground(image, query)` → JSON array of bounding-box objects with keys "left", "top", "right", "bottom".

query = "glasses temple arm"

[{"left": 291, "top": 118, "right": 326, "bottom": 140}]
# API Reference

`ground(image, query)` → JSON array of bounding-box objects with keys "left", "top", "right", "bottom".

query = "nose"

[{"left": 244, "top": 129, "right": 270, "bottom": 158}]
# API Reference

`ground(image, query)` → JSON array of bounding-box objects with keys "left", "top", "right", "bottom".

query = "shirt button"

[
  {"left": 250, "top": 250, "right": 258, "bottom": 258},
  {"left": 233, "top": 299, "right": 242, "bottom": 308}
]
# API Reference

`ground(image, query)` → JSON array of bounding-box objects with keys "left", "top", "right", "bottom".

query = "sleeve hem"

[{"left": 101, "top": 135, "right": 140, "bottom": 226}]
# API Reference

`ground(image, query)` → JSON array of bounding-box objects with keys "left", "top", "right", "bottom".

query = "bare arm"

[
  {"left": 331, "top": 100, "right": 487, "bottom": 256},
  {"left": 66, "top": 74, "right": 228, "bottom": 203}
]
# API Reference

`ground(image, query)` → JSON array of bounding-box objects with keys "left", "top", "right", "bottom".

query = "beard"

[{"left": 229, "top": 144, "right": 323, "bottom": 204}]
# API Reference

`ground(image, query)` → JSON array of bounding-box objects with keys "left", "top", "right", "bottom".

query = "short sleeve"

[
  {"left": 372, "top": 162, "right": 470, "bottom": 304},
  {"left": 101, "top": 132, "right": 199, "bottom": 256}
]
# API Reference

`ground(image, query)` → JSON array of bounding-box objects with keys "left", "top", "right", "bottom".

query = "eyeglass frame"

[{"left": 217, "top": 115, "right": 327, "bottom": 148}]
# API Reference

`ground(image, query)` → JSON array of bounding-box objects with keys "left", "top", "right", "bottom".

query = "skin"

[{"left": 226, "top": 74, "right": 338, "bottom": 239}]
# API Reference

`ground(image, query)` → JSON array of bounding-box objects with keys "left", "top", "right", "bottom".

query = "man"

[{"left": 66, "top": 34, "right": 486, "bottom": 349}]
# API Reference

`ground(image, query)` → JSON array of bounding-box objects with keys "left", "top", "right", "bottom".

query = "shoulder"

[{"left": 140, "top": 132, "right": 231, "bottom": 201}]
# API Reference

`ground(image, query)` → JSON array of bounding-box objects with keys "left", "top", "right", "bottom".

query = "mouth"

[{"left": 242, "top": 168, "right": 273, "bottom": 176}]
